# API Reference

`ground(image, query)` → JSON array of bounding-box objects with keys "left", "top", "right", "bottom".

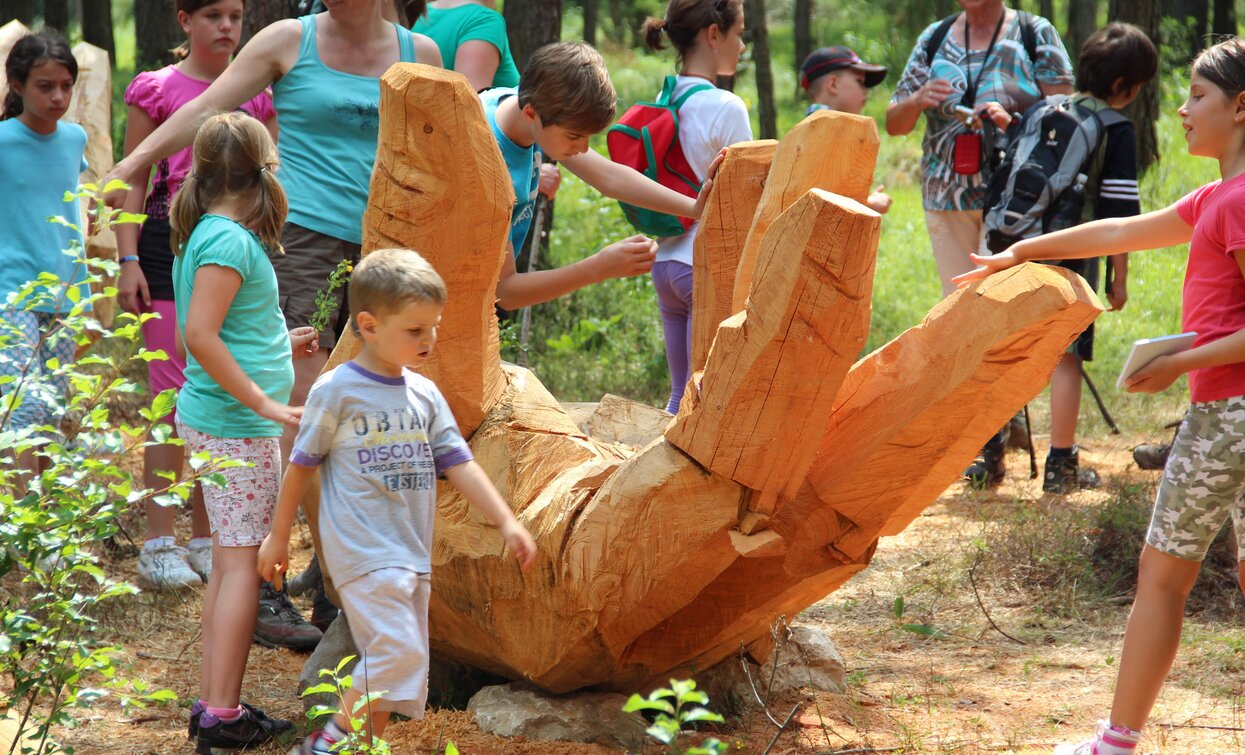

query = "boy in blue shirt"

[{"left": 483, "top": 41, "right": 717, "bottom": 309}]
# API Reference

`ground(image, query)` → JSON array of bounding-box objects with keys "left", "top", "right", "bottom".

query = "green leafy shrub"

[
  {"left": 302, "top": 655, "right": 390, "bottom": 754},
  {"left": 0, "top": 182, "right": 230, "bottom": 753},
  {"left": 624, "top": 678, "right": 730, "bottom": 755}
]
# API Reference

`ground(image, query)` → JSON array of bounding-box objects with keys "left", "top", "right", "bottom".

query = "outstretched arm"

[
  {"left": 104, "top": 20, "right": 300, "bottom": 202},
  {"left": 562, "top": 148, "right": 698, "bottom": 218},
  {"left": 444, "top": 460, "right": 536, "bottom": 571},
  {"left": 495, "top": 235, "right": 656, "bottom": 310},
  {"left": 952, "top": 204, "right": 1192, "bottom": 286}
]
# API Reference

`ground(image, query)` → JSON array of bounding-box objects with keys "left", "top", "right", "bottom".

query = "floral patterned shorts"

[{"left": 176, "top": 420, "right": 280, "bottom": 548}]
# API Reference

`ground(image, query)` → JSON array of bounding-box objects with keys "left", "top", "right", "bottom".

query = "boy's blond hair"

[
  {"left": 517, "top": 42, "right": 616, "bottom": 135},
  {"left": 349, "top": 249, "right": 447, "bottom": 332}
]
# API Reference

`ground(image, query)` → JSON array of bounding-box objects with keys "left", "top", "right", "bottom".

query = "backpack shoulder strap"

[
  {"left": 1018, "top": 10, "right": 1038, "bottom": 65},
  {"left": 672, "top": 82, "right": 716, "bottom": 109},
  {"left": 924, "top": 13, "right": 960, "bottom": 64},
  {"left": 654, "top": 75, "right": 680, "bottom": 107}
]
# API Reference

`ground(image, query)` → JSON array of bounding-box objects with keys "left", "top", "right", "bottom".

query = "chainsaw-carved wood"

[{"left": 300, "top": 65, "right": 1103, "bottom": 694}]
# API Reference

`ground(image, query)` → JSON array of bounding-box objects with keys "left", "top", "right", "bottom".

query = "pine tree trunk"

[
  {"left": 135, "top": 0, "right": 181, "bottom": 71},
  {"left": 744, "top": 0, "right": 776, "bottom": 139},
  {"left": 793, "top": 0, "right": 811, "bottom": 96},
  {"left": 608, "top": 0, "right": 624, "bottom": 44},
  {"left": 1039, "top": 0, "right": 1053, "bottom": 21},
  {"left": 80, "top": 0, "right": 115, "bottom": 67},
  {"left": 0, "top": 0, "right": 34, "bottom": 24},
  {"left": 42, "top": 0, "right": 70, "bottom": 31},
  {"left": 1213, "top": 0, "right": 1236, "bottom": 36},
  {"left": 582, "top": 0, "right": 597, "bottom": 46},
  {"left": 1109, "top": 0, "right": 1160, "bottom": 173},
  {"left": 242, "top": 0, "right": 295, "bottom": 48},
  {"left": 1066, "top": 0, "right": 1097, "bottom": 60},
  {"left": 503, "top": 0, "right": 562, "bottom": 72}
]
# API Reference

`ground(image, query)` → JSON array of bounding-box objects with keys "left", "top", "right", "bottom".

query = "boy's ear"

[
  {"left": 355, "top": 310, "right": 378, "bottom": 337},
  {"left": 520, "top": 102, "right": 541, "bottom": 125}
]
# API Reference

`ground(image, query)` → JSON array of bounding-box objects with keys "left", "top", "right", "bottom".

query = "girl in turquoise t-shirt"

[
  {"left": 168, "top": 111, "right": 318, "bottom": 752},
  {"left": 0, "top": 33, "right": 87, "bottom": 481}
]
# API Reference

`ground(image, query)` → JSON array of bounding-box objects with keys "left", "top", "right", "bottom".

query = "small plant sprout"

[
  {"left": 309, "top": 258, "right": 355, "bottom": 334},
  {"left": 623, "top": 678, "right": 729, "bottom": 754},
  {"left": 302, "top": 654, "right": 391, "bottom": 754}
]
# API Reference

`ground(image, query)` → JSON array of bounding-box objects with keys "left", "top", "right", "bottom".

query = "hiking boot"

[
  {"left": 1043, "top": 448, "right": 1102, "bottom": 494},
  {"left": 187, "top": 539, "right": 212, "bottom": 583},
  {"left": 136, "top": 542, "right": 202, "bottom": 590},
  {"left": 1132, "top": 442, "right": 1171, "bottom": 471},
  {"left": 253, "top": 582, "right": 322, "bottom": 651},
  {"left": 1006, "top": 411, "right": 1030, "bottom": 451},
  {"left": 188, "top": 701, "right": 292, "bottom": 741},
  {"left": 287, "top": 555, "right": 321, "bottom": 598},
  {"left": 309, "top": 583, "right": 340, "bottom": 635},
  {"left": 964, "top": 430, "right": 1006, "bottom": 488},
  {"left": 194, "top": 706, "right": 287, "bottom": 753}
]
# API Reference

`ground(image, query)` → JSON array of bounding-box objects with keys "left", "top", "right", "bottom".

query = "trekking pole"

[
  {"left": 516, "top": 195, "right": 549, "bottom": 368},
  {"left": 1081, "top": 364, "right": 1121, "bottom": 434},
  {"left": 1022, "top": 404, "right": 1037, "bottom": 479}
]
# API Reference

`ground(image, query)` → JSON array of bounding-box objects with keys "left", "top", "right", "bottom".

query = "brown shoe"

[{"left": 253, "top": 582, "right": 322, "bottom": 651}]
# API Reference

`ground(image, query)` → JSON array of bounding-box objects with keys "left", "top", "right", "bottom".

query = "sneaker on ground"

[
  {"left": 1043, "top": 450, "right": 1102, "bottom": 494},
  {"left": 1132, "top": 442, "right": 1171, "bottom": 471},
  {"left": 194, "top": 707, "right": 278, "bottom": 754},
  {"left": 1053, "top": 739, "right": 1096, "bottom": 755},
  {"left": 189, "top": 700, "right": 292, "bottom": 741},
  {"left": 253, "top": 583, "right": 323, "bottom": 651},
  {"left": 296, "top": 728, "right": 340, "bottom": 755},
  {"left": 187, "top": 540, "right": 212, "bottom": 582},
  {"left": 137, "top": 543, "right": 202, "bottom": 590}
]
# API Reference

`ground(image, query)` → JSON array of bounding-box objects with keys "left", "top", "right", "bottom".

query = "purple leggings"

[{"left": 652, "top": 260, "right": 694, "bottom": 414}]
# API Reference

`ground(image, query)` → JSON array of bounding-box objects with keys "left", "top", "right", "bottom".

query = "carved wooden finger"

[
  {"left": 668, "top": 190, "right": 879, "bottom": 517},
  {"left": 730, "top": 110, "right": 878, "bottom": 313},
  {"left": 808, "top": 264, "right": 1103, "bottom": 560},
  {"left": 689, "top": 140, "right": 776, "bottom": 374}
]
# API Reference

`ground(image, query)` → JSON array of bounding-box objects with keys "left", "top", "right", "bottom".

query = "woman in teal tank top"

[
  {"left": 106, "top": 3, "right": 441, "bottom": 422},
  {"left": 414, "top": 0, "right": 519, "bottom": 90}
]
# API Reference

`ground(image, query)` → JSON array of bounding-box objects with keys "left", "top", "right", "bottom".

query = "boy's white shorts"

[{"left": 337, "top": 567, "right": 431, "bottom": 718}]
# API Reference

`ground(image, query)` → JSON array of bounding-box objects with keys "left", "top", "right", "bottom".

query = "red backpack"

[{"left": 607, "top": 75, "right": 714, "bottom": 237}]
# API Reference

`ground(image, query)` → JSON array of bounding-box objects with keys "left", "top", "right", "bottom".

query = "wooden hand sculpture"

[{"left": 305, "top": 65, "right": 1102, "bottom": 694}]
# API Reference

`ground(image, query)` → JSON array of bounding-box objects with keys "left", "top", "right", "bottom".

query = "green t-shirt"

[
  {"left": 414, "top": 3, "right": 520, "bottom": 89},
  {"left": 172, "top": 215, "right": 293, "bottom": 438}
]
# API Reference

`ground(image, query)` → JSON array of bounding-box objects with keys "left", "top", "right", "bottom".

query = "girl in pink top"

[
  {"left": 117, "top": 0, "right": 277, "bottom": 593},
  {"left": 955, "top": 37, "right": 1245, "bottom": 755}
]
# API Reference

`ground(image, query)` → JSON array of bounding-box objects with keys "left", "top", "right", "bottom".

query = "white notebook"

[{"left": 1117, "top": 332, "right": 1197, "bottom": 388}]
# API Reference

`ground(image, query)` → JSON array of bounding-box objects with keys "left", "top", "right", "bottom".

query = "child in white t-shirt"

[{"left": 258, "top": 248, "right": 536, "bottom": 751}]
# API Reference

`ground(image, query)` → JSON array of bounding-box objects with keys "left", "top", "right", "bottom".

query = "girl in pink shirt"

[
  {"left": 955, "top": 37, "right": 1245, "bottom": 755},
  {"left": 117, "top": 0, "right": 276, "bottom": 593}
]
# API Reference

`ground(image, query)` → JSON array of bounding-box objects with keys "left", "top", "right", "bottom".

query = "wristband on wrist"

[{"left": 118, "top": 255, "right": 140, "bottom": 264}]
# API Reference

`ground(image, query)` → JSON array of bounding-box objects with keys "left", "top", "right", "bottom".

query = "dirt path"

[{"left": 50, "top": 432, "right": 1245, "bottom": 754}]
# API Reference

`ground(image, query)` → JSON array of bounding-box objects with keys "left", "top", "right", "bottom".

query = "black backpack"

[{"left": 982, "top": 96, "right": 1127, "bottom": 253}]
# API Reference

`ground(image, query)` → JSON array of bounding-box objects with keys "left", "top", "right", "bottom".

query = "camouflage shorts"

[{"left": 1146, "top": 395, "right": 1245, "bottom": 561}]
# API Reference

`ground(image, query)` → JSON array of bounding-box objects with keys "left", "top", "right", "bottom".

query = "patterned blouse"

[{"left": 892, "top": 11, "right": 1073, "bottom": 212}]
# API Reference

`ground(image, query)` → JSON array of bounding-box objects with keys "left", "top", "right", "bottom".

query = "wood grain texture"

[
  {"left": 730, "top": 110, "right": 878, "bottom": 312},
  {"left": 668, "top": 190, "right": 879, "bottom": 516},
  {"left": 689, "top": 140, "right": 776, "bottom": 374},
  {"left": 300, "top": 66, "right": 1106, "bottom": 695}
]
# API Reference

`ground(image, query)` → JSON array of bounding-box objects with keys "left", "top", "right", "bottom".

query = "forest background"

[{"left": 0, "top": 0, "right": 1224, "bottom": 432}]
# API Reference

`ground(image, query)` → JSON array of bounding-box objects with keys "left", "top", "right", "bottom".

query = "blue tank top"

[{"left": 272, "top": 15, "right": 416, "bottom": 244}]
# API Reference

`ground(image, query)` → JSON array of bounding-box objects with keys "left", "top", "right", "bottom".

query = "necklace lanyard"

[{"left": 961, "top": 10, "right": 1007, "bottom": 108}]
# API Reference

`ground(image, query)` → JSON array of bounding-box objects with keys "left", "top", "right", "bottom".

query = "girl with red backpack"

[{"left": 642, "top": 0, "right": 752, "bottom": 415}]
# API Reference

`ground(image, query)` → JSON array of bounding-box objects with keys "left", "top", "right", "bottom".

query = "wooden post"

[
  {"left": 731, "top": 110, "right": 878, "bottom": 312},
  {"left": 688, "top": 140, "right": 775, "bottom": 375}
]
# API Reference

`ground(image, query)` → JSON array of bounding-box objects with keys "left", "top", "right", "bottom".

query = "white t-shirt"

[{"left": 656, "top": 76, "right": 753, "bottom": 266}]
